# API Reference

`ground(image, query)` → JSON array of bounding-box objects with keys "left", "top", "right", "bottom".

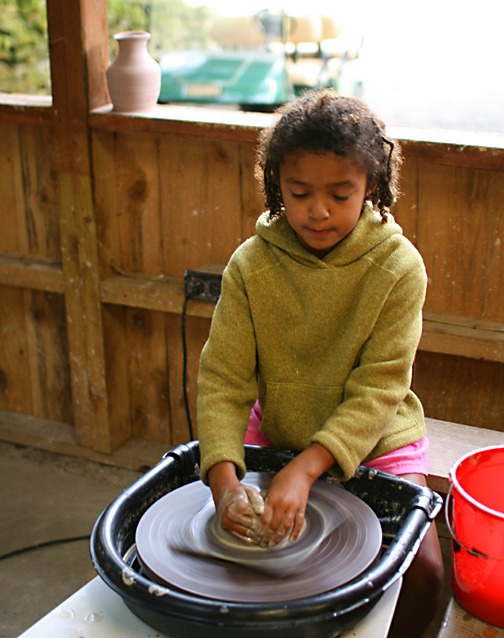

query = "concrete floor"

[
  {"left": 0, "top": 442, "right": 142, "bottom": 638},
  {"left": 0, "top": 440, "right": 452, "bottom": 638}
]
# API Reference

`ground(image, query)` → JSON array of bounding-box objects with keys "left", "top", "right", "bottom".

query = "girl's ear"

[{"left": 366, "top": 180, "right": 378, "bottom": 197}]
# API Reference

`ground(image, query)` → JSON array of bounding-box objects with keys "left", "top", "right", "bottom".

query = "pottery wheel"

[{"left": 135, "top": 472, "right": 382, "bottom": 603}]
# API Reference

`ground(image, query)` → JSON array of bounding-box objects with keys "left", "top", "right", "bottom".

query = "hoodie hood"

[{"left": 256, "top": 203, "right": 404, "bottom": 268}]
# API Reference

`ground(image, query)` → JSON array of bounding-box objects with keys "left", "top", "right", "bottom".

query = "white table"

[{"left": 19, "top": 576, "right": 401, "bottom": 638}]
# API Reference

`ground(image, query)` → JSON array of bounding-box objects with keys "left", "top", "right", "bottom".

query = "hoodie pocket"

[{"left": 260, "top": 382, "right": 344, "bottom": 448}]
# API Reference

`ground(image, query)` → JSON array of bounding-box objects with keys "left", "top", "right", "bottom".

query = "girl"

[{"left": 197, "top": 89, "right": 443, "bottom": 638}]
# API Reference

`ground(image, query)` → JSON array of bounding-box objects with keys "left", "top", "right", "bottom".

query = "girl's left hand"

[
  {"left": 260, "top": 464, "right": 312, "bottom": 547},
  {"left": 260, "top": 443, "right": 336, "bottom": 547}
]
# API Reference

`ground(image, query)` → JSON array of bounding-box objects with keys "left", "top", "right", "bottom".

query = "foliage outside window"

[
  {"left": 108, "top": 0, "right": 215, "bottom": 60},
  {"left": 0, "top": 0, "right": 50, "bottom": 95},
  {"left": 0, "top": 0, "right": 214, "bottom": 96}
]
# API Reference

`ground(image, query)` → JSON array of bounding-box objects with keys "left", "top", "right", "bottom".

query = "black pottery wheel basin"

[{"left": 90, "top": 442, "right": 442, "bottom": 638}]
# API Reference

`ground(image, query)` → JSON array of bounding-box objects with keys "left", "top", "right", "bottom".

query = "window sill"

[{"left": 2, "top": 95, "right": 504, "bottom": 167}]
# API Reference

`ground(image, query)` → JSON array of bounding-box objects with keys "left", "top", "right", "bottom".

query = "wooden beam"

[
  {"left": 0, "top": 95, "right": 53, "bottom": 127},
  {"left": 101, "top": 274, "right": 215, "bottom": 318},
  {"left": 46, "top": 0, "right": 114, "bottom": 452},
  {"left": 421, "top": 313, "right": 504, "bottom": 363},
  {"left": 0, "top": 253, "right": 64, "bottom": 293},
  {"left": 102, "top": 275, "right": 504, "bottom": 362},
  {"left": 89, "top": 104, "right": 269, "bottom": 144}
]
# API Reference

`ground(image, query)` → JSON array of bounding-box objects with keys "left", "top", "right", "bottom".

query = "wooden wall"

[{"left": 0, "top": 0, "right": 502, "bottom": 467}]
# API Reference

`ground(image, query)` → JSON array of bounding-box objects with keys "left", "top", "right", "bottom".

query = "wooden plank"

[
  {"left": 100, "top": 274, "right": 216, "bottom": 318},
  {"left": 88, "top": 108, "right": 504, "bottom": 171},
  {"left": 0, "top": 253, "right": 64, "bottom": 293},
  {"left": 437, "top": 598, "right": 504, "bottom": 638},
  {"left": 426, "top": 417, "right": 504, "bottom": 494},
  {"left": 0, "top": 123, "right": 24, "bottom": 254},
  {"left": 14, "top": 126, "right": 60, "bottom": 259},
  {"left": 159, "top": 135, "right": 243, "bottom": 276},
  {"left": 101, "top": 305, "right": 132, "bottom": 447},
  {"left": 47, "top": 0, "right": 112, "bottom": 452},
  {"left": 0, "top": 286, "right": 33, "bottom": 414},
  {"left": 92, "top": 129, "right": 122, "bottom": 279},
  {"left": 418, "top": 163, "right": 504, "bottom": 323},
  {"left": 0, "top": 123, "right": 59, "bottom": 260},
  {"left": 394, "top": 156, "right": 420, "bottom": 245},
  {"left": 102, "top": 273, "right": 504, "bottom": 364},
  {"left": 421, "top": 313, "right": 504, "bottom": 363},
  {"left": 239, "top": 142, "right": 265, "bottom": 241},
  {"left": 90, "top": 105, "right": 269, "bottom": 144},
  {"left": 124, "top": 307, "right": 171, "bottom": 443},
  {"left": 22, "top": 289, "right": 73, "bottom": 423},
  {"left": 415, "top": 351, "right": 504, "bottom": 434},
  {"left": 399, "top": 135, "right": 504, "bottom": 171},
  {"left": 0, "top": 96, "right": 53, "bottom": 127},
  {"left": 112, "top": 132, "right": 162, "bottom": 274}
]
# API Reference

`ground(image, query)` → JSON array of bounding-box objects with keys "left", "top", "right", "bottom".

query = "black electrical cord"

[
  {"left": 181, "top": 293, "right": 194, "bottom": 441},
  {"left": 0, "top": 535, "right": 91, "bottom": 561}
]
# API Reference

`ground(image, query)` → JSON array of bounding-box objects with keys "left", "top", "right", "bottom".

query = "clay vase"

[{"left": 106, "top": 31, "right": 161, "bottom": 113}]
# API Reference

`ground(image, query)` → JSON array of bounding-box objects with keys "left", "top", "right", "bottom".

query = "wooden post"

[{"left": 46, "top": 0, "right": 116, "bottom": 452}]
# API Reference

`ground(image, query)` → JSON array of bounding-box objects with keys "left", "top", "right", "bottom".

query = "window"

[
  {"left": 2, "top": 0, "right": 502, "bottom": 136},
  {"left": 0, "top": 0, "right": 51, "bottom": 95},
  {"left": 148, "top": 0, "right": 504, "bottom": 134}
]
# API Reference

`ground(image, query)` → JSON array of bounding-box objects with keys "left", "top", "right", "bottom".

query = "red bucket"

[{"left": 446, "top": 446, "right": 504, "bottom": 627}]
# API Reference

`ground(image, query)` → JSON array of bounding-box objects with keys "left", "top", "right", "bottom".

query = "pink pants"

[{"left": 244, "top": 400, "right": 429, "bottom": 476}]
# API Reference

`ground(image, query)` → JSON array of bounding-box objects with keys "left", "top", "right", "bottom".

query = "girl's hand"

[
  {"left": 208, "top": 462, "right": 265, "bottom": 545},
  {"left": 260, "top": 464, "right": 311, "bottom": 546},
  {"left": 217, "top": 484, "right": 265, "bottom": 544},
  {"left": 260, "top": 443, "right": 336, "bottom": 547}
]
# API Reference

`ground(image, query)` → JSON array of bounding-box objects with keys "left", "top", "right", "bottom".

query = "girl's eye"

[
  {"left": 333, "top": 194, "right": 349, "bottom": 202},
  {"left": 291, "top": 192, "right": 308, "bottom": 199}
]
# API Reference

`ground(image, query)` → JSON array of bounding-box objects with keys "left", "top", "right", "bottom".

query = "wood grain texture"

[
  {"left": 0, "top": 123, "right": 59, "bottom": 258},
  {"left": 415, "top": 351, "right": 504, "bottom": 432},
  {"left": 418, "top": 163, "right": 504, "bottom": 323},
  {"left": 47, "top": 0, "right": 111, "bottom": 451},
  {"left": 437, "top": 598, "right": 504, "bottom": 638},
  {"left": 159, "top": 134, "right": 243, "bottom": 276},
  {"left": 426, "top": 417, "right": 504, "bottom": 493}
]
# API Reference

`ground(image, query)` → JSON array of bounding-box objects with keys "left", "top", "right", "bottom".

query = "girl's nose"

[{"left": 308, "top": 198, "right": 330, "bottom": 220}]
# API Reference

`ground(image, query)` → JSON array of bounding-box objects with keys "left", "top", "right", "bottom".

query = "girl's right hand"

[
  {"left": 208, "top": 461, "right": 265, "bottom": 545},
  {"left": 217, "top": 484, "right": 265, "bottom": 544}
]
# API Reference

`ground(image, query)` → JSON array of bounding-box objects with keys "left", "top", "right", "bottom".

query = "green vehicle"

[
  {"left": 158, "top": 12, "right": 362, "bottom": 110},
  {"left": 158, "top": 48, "right": 295, "bottom": 109}
]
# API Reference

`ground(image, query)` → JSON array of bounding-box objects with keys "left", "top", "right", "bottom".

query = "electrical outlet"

[{"left": 184, "top": 265, "right": 224, "bottom": 303}]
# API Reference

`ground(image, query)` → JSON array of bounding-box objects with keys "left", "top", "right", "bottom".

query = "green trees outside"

[
  {"left": 0, "top": 0, "right": 50, "bottom": 94},
  {"left": 0, "top": 0, "right": 215, "bottom": 95}
]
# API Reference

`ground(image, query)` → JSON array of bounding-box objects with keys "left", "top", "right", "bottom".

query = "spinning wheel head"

[{"left": 135, "top": 472, "right": 382, "bottom": 603}]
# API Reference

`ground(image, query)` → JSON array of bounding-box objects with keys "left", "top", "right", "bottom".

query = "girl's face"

[{"left": 279, "top": 151, "right": 369, "bottom": 258}]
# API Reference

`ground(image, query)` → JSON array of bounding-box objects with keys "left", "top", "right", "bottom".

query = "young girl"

[{"left": 197, "top": 89, "right": 443, "bottom": 638}]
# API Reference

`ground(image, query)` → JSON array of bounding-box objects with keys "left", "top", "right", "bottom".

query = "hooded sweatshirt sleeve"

[{"left": 197, "top": 247, "right": 259, "bottom": 484}]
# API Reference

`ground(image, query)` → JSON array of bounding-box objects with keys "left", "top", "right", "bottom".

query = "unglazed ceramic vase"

[{"left": 106, "top": 31, "right": 161, "bottom": 113}]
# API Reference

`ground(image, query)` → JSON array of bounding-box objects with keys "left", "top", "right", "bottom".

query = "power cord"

[
  {"left": 181, "top": 266, "right": 223, "bottom": 441},
  {"left": 181, "top": 293, "right": 194, "bottom": 440},
  {"left": 0, "top": 535, "right": 91, "bottom": 561}
]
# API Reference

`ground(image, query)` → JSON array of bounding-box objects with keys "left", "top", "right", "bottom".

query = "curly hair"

[{"left": 255, "top": 89, "right": 403, "bottom": 222}]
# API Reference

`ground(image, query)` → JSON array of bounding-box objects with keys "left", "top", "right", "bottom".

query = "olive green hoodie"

[{"left": 197, "top": 205, "right": 427, "bottom": 482}]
